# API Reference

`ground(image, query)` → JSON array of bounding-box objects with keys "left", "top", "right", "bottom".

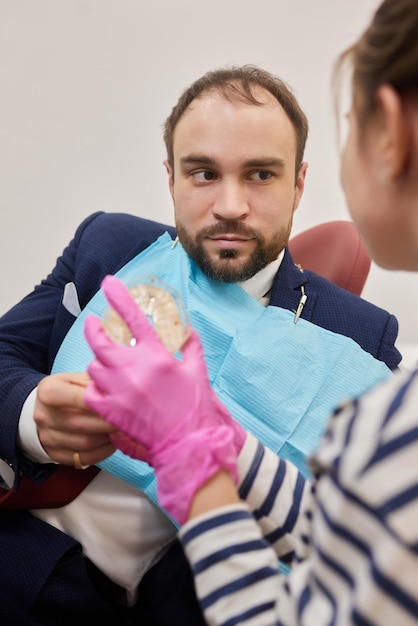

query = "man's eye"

[
  {"left": 249, "top": 170, "right": 273, "bottom": 182},
  {"left": 192, "top": 170, "right": 216, "bottom": 182}
]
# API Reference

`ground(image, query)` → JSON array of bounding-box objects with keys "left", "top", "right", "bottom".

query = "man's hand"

[{"left": 34, "top": 371, "right": 117, "bottom": 467}]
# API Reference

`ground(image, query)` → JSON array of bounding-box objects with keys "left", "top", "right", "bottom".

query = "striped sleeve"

[
  {"left": 179, "top": 368, "right": 418, "bottom": 625},
  {"left": 237, "top": 432, "right": 314, "bottom": 563},
  {"left": 181, "top": 504, "right": 284, "bottom": 625},
  {"left": 301, "top": 367, "right": 418, "bottom": 625}
]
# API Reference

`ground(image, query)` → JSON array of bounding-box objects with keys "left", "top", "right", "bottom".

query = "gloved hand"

[{"left": 84, "top": 275, "right": 246, "bottom": 523}]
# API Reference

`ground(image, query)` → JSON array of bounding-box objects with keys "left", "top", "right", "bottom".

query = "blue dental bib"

[{"left": 52, "top": 233, "right": 391, "bottom": 511}]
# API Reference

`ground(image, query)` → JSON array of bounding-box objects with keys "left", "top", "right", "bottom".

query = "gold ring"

[{"left": 73, "top": 451, "right": 90, "bottom": 470}]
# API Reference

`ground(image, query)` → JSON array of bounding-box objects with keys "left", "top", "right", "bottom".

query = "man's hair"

[
  {"left": 334, "top": 0, "right": 418, "bottom": 129},
  {"left": 163, "top": 64, "right": 308, "bottom": 177}
]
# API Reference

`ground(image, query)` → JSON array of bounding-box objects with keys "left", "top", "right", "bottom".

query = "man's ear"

[
  {"left": 293, "top": 161, "right": 308, "bottom": 211},
  {"left": 163, "top": 159, "right": 175, "bottom": 198},
  {"left": 376, "top": 84, "right": 411, "bottom": 182}
]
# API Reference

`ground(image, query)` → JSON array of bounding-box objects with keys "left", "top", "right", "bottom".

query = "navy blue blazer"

[{"left": 0, "top": 211, "right": 401, "bottom": 620}]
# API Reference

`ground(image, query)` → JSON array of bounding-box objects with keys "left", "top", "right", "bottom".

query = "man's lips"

[{"left": 206, "top": 235, "right": 254, "bottom": 248}]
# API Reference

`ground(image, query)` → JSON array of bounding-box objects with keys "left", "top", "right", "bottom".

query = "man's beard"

[{"left": 176, "top": 219, "right": 292, "bottom": 282}]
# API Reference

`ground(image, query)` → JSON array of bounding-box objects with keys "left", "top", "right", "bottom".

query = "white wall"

[{"left": 1, "top": 0, "right": 417, "bottom": 364}]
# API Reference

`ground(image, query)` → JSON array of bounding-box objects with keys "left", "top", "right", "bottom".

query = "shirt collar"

[{"left": 238, "top": 250, "right": 284, "bottom": 304}]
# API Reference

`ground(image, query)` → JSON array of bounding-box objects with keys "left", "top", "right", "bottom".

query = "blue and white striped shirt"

[{"left": 180, "top": 367, "right": 418, "bottom": 625}]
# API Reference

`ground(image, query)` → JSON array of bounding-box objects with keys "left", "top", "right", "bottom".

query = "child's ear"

[{"left": 376, "top": 84, "right": 411, "bottom": 182}]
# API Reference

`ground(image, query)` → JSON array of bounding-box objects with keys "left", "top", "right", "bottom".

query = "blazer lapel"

[{"left": 269, "top": 247, "right": 317, "bottom": 321}]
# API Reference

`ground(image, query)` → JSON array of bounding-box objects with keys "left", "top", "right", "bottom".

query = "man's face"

[{"left": 165, "top": 88, "right": 307, "bottom": 282}]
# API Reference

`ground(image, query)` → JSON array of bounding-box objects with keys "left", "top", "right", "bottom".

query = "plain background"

[{"left": 1, "top": 0, "right": 417, "bottom": 365}]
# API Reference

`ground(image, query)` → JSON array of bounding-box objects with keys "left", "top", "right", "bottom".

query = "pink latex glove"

[{"left": 84, "top": 275, "right": 246, "bottom": 524}]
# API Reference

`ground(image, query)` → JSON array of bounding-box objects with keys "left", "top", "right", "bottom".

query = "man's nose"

[{"left": 212, "top": 180, "right": 249, "bottom": 221}]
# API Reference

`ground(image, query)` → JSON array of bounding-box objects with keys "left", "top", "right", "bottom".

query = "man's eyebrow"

[
  {"left": 179, "top": 155, "right": 216, "bottom": 167},
  {"left": 243, "top": 158, "right": 286, "bottom": 169}
]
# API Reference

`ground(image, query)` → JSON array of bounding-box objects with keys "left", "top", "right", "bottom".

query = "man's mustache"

[{"left": 197, "top": 221, "right": 262, "bottom": 241}]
